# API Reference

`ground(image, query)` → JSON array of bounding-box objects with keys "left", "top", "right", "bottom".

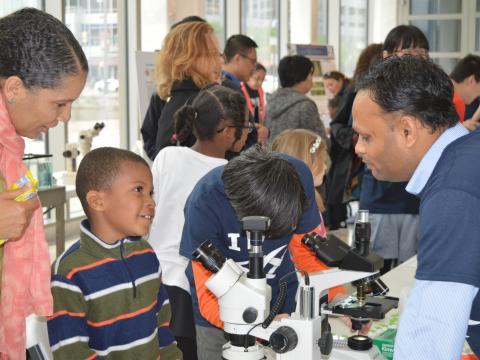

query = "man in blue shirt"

[{"left": 352, "top": 55, "right": 479, "bottom": 359}]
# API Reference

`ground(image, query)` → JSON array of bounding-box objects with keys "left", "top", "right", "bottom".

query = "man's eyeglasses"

[
  {"left": 240, "top": 53, "right": 257, "bottom": 65},
  {"left": 217, "top": 123, "right": 254, "bottom": 134}
]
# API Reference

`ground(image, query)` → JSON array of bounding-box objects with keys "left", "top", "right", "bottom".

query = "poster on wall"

[
  {"left": 135, "top": 51, "right": 157, "bottom": 122},
  {"left": 289, "top": 44, "right": 337, "bottom": 128}
]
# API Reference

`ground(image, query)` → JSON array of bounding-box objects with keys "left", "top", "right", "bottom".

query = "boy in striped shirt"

[{"left": 47, "top": 147, "right": 182, "bottom": 359}]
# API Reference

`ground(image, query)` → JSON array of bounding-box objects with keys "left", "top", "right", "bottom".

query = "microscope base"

[{"left": 222, "top": 342, "right": 266, "bottom": 360}]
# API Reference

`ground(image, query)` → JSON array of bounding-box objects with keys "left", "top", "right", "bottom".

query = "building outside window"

[
  {"left": 64, "top": 0, "right": 120, "bottom": 151},
  {"left": 242, "top": 0, "right": 279, "bottom": 94},
  {"left": 339, "top": 0, "right": 368, "bottom": 77}
]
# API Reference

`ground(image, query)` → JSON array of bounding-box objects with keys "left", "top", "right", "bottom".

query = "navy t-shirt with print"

[
  {"left": 416, "top": 130, "right": 480, "bottom": 355},
  {"left": 179, "top": 154, "right": 320, "bottom": 328}
]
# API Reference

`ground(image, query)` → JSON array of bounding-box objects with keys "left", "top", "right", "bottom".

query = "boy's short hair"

[
  {"left": 278, "top": 55, "right": 313, "bottom": 88},
  {"left": 76, "top": 147, "right": 149, "bottom": 216},
  {"left": 222, "top": 146, "right": 308, "bottom": 239},
  {"left": 450, "top": 54, "right": 480, "bottom": 83},
  {"left": 223, "top": 34, "right": 258, "bottom": 63}
]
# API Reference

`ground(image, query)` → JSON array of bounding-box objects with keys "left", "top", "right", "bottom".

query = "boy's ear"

[{"left": 86, "top": 190, "right": 106, "bottom": 212}]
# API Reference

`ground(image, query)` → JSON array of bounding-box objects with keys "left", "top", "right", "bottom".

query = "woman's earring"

[{"left": 7, "top": 98, "right": 15, "bottom": 104}]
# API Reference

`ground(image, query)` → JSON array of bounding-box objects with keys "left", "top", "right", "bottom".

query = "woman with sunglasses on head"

[
  {"left": 150, "top": 21, "right": 223, "bottom": 160},
  {"left": 148, "top": 85, "right": 249, "bottom": 360}
]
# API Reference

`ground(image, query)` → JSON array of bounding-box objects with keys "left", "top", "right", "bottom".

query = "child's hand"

[
  {"left": 339, "top": 315, "right": 372, "bottom": 335},
  {"left": 0, "top": 186, "right": 40, "bottom": 240}
]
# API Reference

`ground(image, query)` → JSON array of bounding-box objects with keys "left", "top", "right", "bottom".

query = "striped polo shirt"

[{"left": 47, "top": 220, "right": 181, "bottom": 359}]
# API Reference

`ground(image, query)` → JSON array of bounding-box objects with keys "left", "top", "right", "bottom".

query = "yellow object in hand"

[{"left": 0, "top": 169, "right": 38, "bottom": 246}]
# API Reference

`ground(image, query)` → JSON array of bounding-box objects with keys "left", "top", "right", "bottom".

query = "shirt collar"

[
  {"left": 222, "top": 70, "right": 241, "bottom": 88},
  {"left": 80, "top": 219, "right": 140, "bottom": 249},
  {"left": 406, "top": 123, "right": 468, "bottom": 195}
]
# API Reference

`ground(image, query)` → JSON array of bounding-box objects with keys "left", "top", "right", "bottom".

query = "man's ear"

[
  {"left": 86, "top": 190, "right": 106, "bottom": 213},
  {"left": 396, "top": 114, "right": 418, "bottom": 149},
  {"left": 3, "top": 76, "right": 28, "bottom": 103}
]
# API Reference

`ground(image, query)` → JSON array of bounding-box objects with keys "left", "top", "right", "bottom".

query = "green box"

[{"left": 372, "top": 328, "right": 396, "bottom": 359}]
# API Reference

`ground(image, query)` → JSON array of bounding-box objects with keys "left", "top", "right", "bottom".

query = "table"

[{"left": 38, "top": 186, "right": 66, "bottom": 257}]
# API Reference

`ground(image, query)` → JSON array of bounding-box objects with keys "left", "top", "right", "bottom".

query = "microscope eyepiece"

[{"left": 192, "top": 240, "right": 226, "bottom": 273}]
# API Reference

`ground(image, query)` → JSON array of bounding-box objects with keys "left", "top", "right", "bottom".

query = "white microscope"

[
  {"left": 192, "top": 211, "right": 399, "bottom": 360},
  {"left": 62, "top": 122, "right": 105, "bottom": 184}
]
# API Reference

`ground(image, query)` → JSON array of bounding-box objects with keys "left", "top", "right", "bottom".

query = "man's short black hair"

[
  {"left": 223, "top": 34, "right": 258, "bottom": 63},
  {"left": 450, "top": 54, "right": 480, "bottom": 83},
  {"left": 76, "top": 147, "right": 150, "bottom": 217},
  {"left": 356, "top": 56, "right": 458, "bottom": 132},
  {"left": 278, "top": 55, "right": 313, "bottom": 88},
  {"left": 222, "top": 146, "right": 308, "bottom": 239},
  {"left": 383, "top": 25, "right": 429, "bottom": 53}
]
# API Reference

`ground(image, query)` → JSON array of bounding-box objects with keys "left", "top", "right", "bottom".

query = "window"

[
  {"left": 340, "top": 0, "right": 368, "bottom": 76},
  {"left": 314, "top": 0, "right": 328, "bottom": 45},
  {"left": 0, "top": 1, "right": 45, "bottom": 156},
  {"left": 405, "top": 0, "right": 464, "bottom": 74},
  {"left": 64, "top": 0, "right": 120, "bottom": 150},
  {"left": 410, "top": 0, "right": 461, "bottom": 15},
  {"left": 141, "top": 0, "right": 225, "bottom": 51},
  {"left": 477, "top": 1, "right": 480, "bottom": 52},
  {"left": 242, "top": 0, "right": 279, "bottom": 94},
  {"left": 410, "top": 19, "right": 461, "bottom": 52}
]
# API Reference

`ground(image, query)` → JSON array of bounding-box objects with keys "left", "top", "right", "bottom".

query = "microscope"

[
  {"left": 192, "top": 211, "right": 399, "bottom": 360},
  {"left": 62, "top": 122, "right": 105, "bottom": 185}
]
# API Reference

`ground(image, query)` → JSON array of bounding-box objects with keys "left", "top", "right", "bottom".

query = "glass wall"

[
  {"left": 407, "top": 0, "right": 463, "bottom": 74},
  {"left": 410, "top": 19, "right": 461, "bottom": 52},
  {"left": 409, "top": 0, "right": 461, "bottom": 15},
  {"left": 242, "top": 0, "right": 279, "bottom": 94},
  {"left": 0, "top": 1, "right": 45, "bottom": 156},
  {"left": 339, "top": 0, "right": 368, "bottom": 76},
  {"left": 141, "top": 0, "right": 225, "bottom": 51},
  {"left": 477, "top": 1, "right": 480, "bottom": 52},
  {"left": 64, "top": 0, "right": 120, "bottom": 150},
  {"left": 313, "top": 0, "right": 328, "bottom": 45}
]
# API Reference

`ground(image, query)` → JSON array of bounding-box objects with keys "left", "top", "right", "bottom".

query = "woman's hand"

[{"left": 0, "top": 186, "right": 40, "bottom": 240}]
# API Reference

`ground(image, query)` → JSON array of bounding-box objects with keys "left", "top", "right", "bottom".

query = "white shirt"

[{"left": 148, "top": 147, "right": 227, "bottom": 292}]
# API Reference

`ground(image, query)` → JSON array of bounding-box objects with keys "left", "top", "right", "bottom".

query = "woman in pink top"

[{"left": 0, "top": 8, "right": 87, "bottom": 359}]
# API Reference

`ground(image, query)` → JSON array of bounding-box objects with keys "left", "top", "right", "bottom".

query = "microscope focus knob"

[
  {"left": 269, "top": 326, "right": 298, "bottom": 354},
  {"left": 242, "top": 307, "right": 258, "bottom": 323},
  {"left": 318, "top": 331, "right": 333, "bottom": 355}
]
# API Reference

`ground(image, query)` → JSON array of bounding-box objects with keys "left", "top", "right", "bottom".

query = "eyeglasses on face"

[
  {"left": 216, "top": 122, "right": 254, "bottom": 134},
  {"left": 240, "top": 53, "right": 257, "bottom": 65}
]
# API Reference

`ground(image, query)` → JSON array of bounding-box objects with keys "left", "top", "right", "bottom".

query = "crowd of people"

[{"left": 1, "top": 6, "right": 480, "bottom": 360}]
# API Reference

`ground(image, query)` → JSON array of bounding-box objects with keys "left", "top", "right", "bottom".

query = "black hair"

[
  {"left": 76, "top": 147, "right": 149, "bottom": 217},
  {"left": 223, "top": 34, "right": 258, "bottom": 63},
  {"left": 175, "top": 85, "right": 247, "bottom": 144},
  {"left": 450, "top": 54, "right": 480, "bottom": 83},
  {"left": 383, "top": 25, "right": 429, "bottom": 54},
  {"left": 171, "top": 15, "right": 206, "bottom": 29},
  {"left": 278, "top": 55, "right": 313, "bottom": 88},
  {"left": 356, "top": 56, "right": 458, "bottom": 132},
  {"left": 255, "top": 63, "right": 267, "bottom": 73},
  {"left": 222, "top": 146, "right": 308, "bottom": 239},
  {"left": 0, "top": 7, "right": 88, "bottom": 89}
]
